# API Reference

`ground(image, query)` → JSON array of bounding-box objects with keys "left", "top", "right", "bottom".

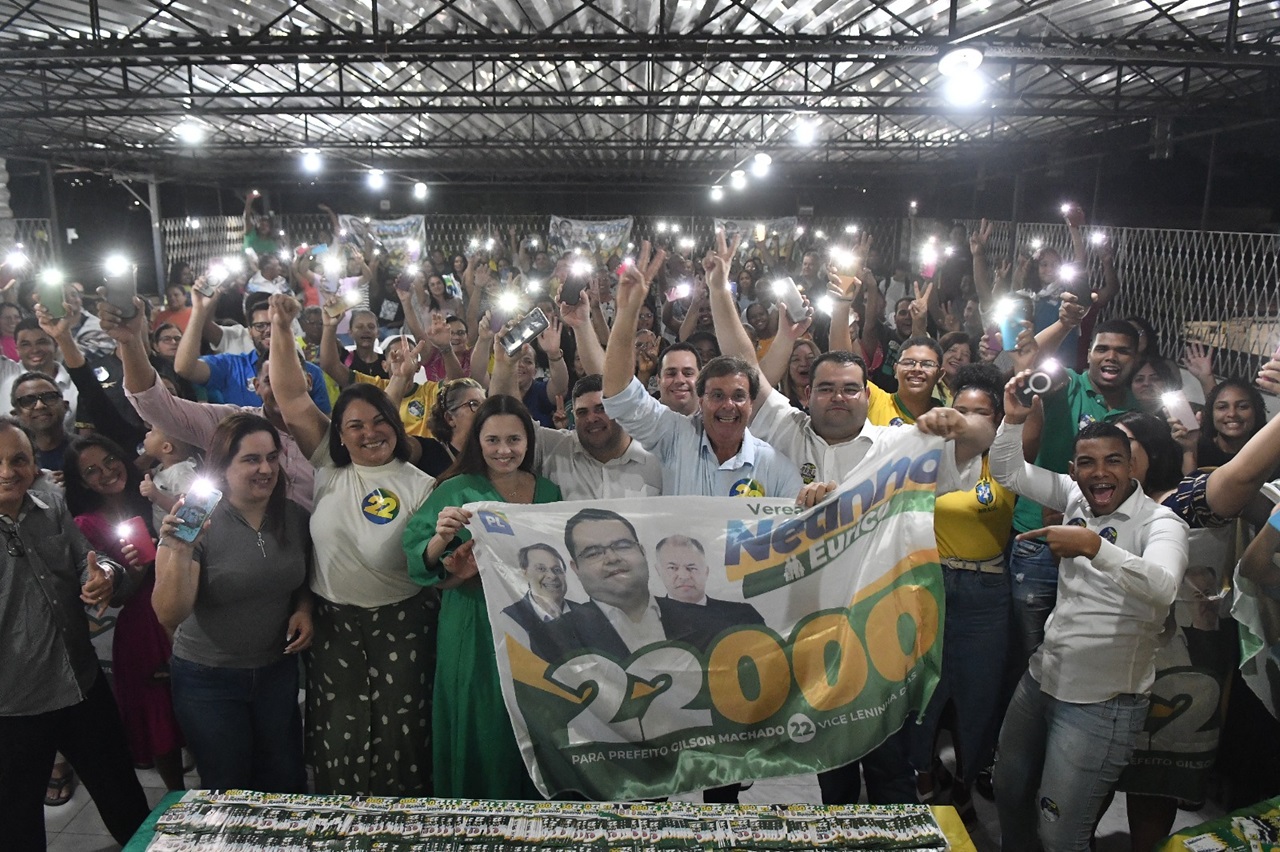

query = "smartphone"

[
  {"left": 998, "top": 295, "right": 1033, "bottom": 350},
  {"left": 104, "top": 264, "right": 139, "bottom": 320},
  {"left": 1059, "top": 263, "right": 1093, "bottom": 309},
  {"left": 116, "top": 516, "right": 157, "bottom": 564},
  {"left": 771, "top": 277, "right": 807, "bottom": 323},
  {"left": 1015, "top": 358, "right": 1069, "bottom": 407},
  {"left": 560, "top": 276, "right": 589, "bottom": 306},
  {"left": 753, "top": 223, "right": 767, "bottom": 243},
  {"left": 500, "top": 307, "right": 550, "bottom": 357},
  {"left": 1161, "top": 390, "right": 1199, "bottom": 432},
  {"left": 172, "top": 486, "right": 222, "bottom": 543},
  {"left": 40, "top": 278, "right": 67, "bottom": 319},
  {"left": 324, "top": 289, "right": 363, "bottom": 319},
  {"left": 394, "top": 270, "right": 414, "bottom": 292},
  {"left": 1262, "top": 482, "right": 1280, "bottom": 504}
]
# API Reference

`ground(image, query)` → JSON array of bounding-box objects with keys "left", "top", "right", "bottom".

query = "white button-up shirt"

[
  {"left": 750, "top": 387, "right": 977, "bottom": 493},
  {"left": 596, "top": 596, "right": 666, "bottom": 654},
  {"left": 533, "top": 426, "right": 663, "bottom": 501},
  {"left": 991, "top": 422, "right": 1190, "bottom": 703},
  {"left": 603, "top": 377, "right": 803, "bottom": 499}
]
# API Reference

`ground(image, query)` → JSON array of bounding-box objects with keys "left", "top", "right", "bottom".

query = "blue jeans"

[
  {"left": 1008, "top": 538, "right": 1060, "bottom": 662},
  {"left": 909, "top": 567, "right": 1011, "bottom": 783},
  {"left": 170, "top": 655, "right": 306, "bottom": 793},
  {"left": 995, "top": 672, "right": 1148, "bottom": 852}
]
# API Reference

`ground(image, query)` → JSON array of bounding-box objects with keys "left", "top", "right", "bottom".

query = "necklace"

[{"left": 255, "top": 529, "right": 266, "bottom": 558}]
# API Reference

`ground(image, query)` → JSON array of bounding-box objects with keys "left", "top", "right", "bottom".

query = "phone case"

[
  {"left": 500, "top": 308, "right": 550, "bottom": 356},
  {"left": 40, "top": 282, "right": 67, "bottom": 318},
  {"left": 1163, "top": 392, "right": 1199, "bottom": 431},
  {"left": 999, "top": 297, "right": 1032, "bottom": 350},
  {"left": 104, "top": 274, "right": 139, "bottom": 320},
  {"left": 172, "top": 488, "right": 223, "bottom": 543}
]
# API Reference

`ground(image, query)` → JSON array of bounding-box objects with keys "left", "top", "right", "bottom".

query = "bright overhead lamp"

[
  {"left": 367, "top": 168, "right": 385, "bottom": 190},
  {"left": 730, "top": 169, "right": 747, "bottom": 190},
  {"left": 710, "top": 186, "right": 724, "bottom": 202},
  {"left": 413, "top": 181, "right": 428, "bottom": 199},
  {"left": 174, "top": 120, "right": 205, "bottom": 144},
  {"left": 751, "top": 152, "right": 772, "bottom": 178},
  {"left": 794, "top": 118, "right": 818, "bottom": 145},
  {"left": 937, "top": 47, "right": 984, "bottom": 77},
  {"left": 943, "top": 69, "right": 987, "bottom": 106},
  {"left": 301, "top": 149, "right": 321, "bottom": 173}
]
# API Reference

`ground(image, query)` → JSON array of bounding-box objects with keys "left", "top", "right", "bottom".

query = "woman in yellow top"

[{"left": 907, "top": 364, "right": 1014, "bottom": 819}]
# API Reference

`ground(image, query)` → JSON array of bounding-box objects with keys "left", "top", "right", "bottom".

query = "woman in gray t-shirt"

[{"left": 153, "top": 413, "right": 313, "bottom": 792}]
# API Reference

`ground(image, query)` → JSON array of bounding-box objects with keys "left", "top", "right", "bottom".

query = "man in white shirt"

[
  {"left": 0, "top": 318, "right": 79, "bottom": 434},
  {"left": 602, "top": 242, "right": 802, "bottom": 501},
  {"left": 989, "top": 371, "right": 1189, "bottom": 852},
  {"left": 489, "top": 293, "right": 662, "bottom": 500}
]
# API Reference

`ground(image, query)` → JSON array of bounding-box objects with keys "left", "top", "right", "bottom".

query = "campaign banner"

[
  {"left": 337, "top": 214, "right": 425, "bottom": 277},
  {"left": 547, "top": 215, "right": 633, "bottom": 264},
  {"left": 468, "top": 431, "right": 946, "bottom": 800},
  {"left": 714, "top": 217, "right": 801, "bottom": 263}
]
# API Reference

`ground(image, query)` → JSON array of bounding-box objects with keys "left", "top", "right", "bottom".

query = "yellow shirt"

[
  {"left": 353, "top": 372, "right": 440, "bottom": 438},
  {"left": 934, "top": 455, "right": 1015, "bottom": 561},
  {"left": 866, "top": 381, "right": 934, "bottom": 426}
]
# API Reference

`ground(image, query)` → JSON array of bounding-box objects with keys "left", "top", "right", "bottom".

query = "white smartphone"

[
  {"left": 1161, "top": 390, "right": 1199, "bottom": 432},
  {"left": 771, "top": 277, "right": 807, "bottom": 323}
]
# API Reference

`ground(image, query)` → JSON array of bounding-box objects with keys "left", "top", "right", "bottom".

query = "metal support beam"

[
  {"left": 43, "top": 160, "right": 60, "bottom": 263},
  {"left": 1200, "top": 132, "right": 1218, "bottom": 230},
  {"left": 147, "top": 176, "right": 164, "bottom": 293}
]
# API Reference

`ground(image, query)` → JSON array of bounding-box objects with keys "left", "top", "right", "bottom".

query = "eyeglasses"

[
  {"left": 14, "top": 391, "right": 62, "bottom": 410},
  {"left": 0, "top": 517, "right": 24, "bottom": 557},
  {"left": 250, "top": 322, "right": 273, "bottom": 333},
  {"left": 81, "top": 455, "right": 121, "bottom": 480},
  {"left": 156, "top": 335, "right": 182, "bottom": 345},
  {"left": 897, "top": 359, "right": 939, "bottom": 370},
  {"left": 450, "top": 399, "right": 481, "bottom": 414},
  {"left": 576, "top": 539, "right": 640, "bottom": 564}
]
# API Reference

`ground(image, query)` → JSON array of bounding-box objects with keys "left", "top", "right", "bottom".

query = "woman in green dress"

[{"left": 403, "top": 394, "right": 561, "bottom": 799}]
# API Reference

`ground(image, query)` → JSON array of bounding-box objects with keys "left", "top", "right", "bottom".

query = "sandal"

[{"left": 44, "top": 765, "right": 75, "bottom": 807}]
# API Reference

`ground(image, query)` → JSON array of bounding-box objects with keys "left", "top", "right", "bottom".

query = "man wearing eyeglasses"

[
  {"left": 0, "top": 317, "right": 79, "bottom": 435},
  {"left": 0, "top": 417, "right": 149, "bottom": 850},
  {"left": 531, "top": 508, "right": 739, "bottom": 663},
  {"left": 174, "top": 290, "right": 331, "bottom": 412},
  {"left": 9, "top": 373, "right": 71, "bottom": 471}
]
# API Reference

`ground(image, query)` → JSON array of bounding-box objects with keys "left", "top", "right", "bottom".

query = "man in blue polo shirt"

[{"left": 174, "top": 290, "right": 330, "bottom": 412}]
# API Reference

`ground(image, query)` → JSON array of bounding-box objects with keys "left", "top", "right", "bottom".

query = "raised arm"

[
  {"left": 706, "top": 230, "right": 753, "bottom": 361},
  {"left": 317, "top": 296, "right": 354, "bottom": 389},
  {"left": 988, "top": 372, "right": 1073, "bottom": 511},
  {"left": 242, "top": 191, "right": 259, "bottom": 235},
  {"left": 153, "top": 527, "right": 202, "bottom": 632},
  {"left": 560, "top": 291, "right": 603, "bottom": 376},
  {"left": 604, "top": 241, "right": 666, "bottom": 398},
  {"left": 267, "top": 293, "right": 330, "bottom": 459},
  {"left": 469, "top": 312, "right": 495, "bottom": 388},
  {"left": 174, "top": 287, "right": 215, "bottom": 385},
  {"left": 759, "top": 302, "right": 813, "bottom": 389},
  {"left": 538, "top": 315, "right": 569, "bottom": 400},
  {"left": 1032, "top": 293, "right": 1087, "bottom": 362},
  {"left": 969, "top": 219, "right": 996, "bottom": 311}
]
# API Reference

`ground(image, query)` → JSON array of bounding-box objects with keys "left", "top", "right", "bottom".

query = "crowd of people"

[{"left": 3, "top": 197, "right": 1280, "bottom": 852}]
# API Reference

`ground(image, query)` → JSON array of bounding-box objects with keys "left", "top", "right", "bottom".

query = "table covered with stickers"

[
  {"left": 1155, "top": 796, "right": 1280, "bottom": 851},
  {"left": 125, "top": 790, "right": 977, "bottom": 851}
]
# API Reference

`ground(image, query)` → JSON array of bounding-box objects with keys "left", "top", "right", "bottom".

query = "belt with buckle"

[{"left": 943, "top": 555, "right": 1005, "bottom": 574}]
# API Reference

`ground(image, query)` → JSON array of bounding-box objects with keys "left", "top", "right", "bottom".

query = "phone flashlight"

[
  {"left": 497, "top": 291, "right": 520, "bottom": 313},
  {"left": 1060, "top": 203, "right": 1072, "bottom": 215},
  {"left": 526, "top": 280, "right": 543, "bottom": 294},
  {"left": 1059, "top": 263, "right": 1077, "bottom": 282},
  {"left": 104, "top": 254, "right": 131, "bottom": 277},
  {"left": 529, "top": 238, "right": 539, "bottom": 248},
  {"left": 571, "top": 259, "right": 593, "bottom": 277},
  {"left": 5, "top": 249, "right": 28, "bottom": 268},
  {"left": 816, "top": 295, "right": 834, "bottom": 315},
  {"left": 672, "top": 282, "right": 691, "bottom": 300},
  {"left": 342, "top": 290, "right": 362, "bottom": 307},
  {"left": 1030, "top": 238, "right": 1044, "bottom": 250},
  {"left": 189, "top": 478, "right": 215, "bottom": 498},
  {"left": 40, "top": 268, "right": 64, "bottom": 287},
  {"left": 1090, "top": 232, "right": 1107, "bottom": 246}
]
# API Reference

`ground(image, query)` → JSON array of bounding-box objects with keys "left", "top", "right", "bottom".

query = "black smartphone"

[{"left": 104, "top": 263, "right": 139, "bottom": 320}]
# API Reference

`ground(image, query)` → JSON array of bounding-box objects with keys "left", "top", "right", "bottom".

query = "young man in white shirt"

[{"left": 989, "top": 370, "right": 1189, "bottom": 852}]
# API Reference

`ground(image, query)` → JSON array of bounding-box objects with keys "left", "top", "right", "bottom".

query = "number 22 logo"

[{"left": 361, "top": 488, "right": 401, "bottom": 525}]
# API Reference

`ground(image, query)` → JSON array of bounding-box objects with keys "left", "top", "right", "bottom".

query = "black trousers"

[
  {"left": 0, "top": 671, "right": 151, "bottom": 851},
  {"left": 817, "top": 728, "right": 917, "bottom": 805}
]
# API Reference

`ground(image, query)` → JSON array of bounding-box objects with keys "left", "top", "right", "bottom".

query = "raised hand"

[
  {"left": 96, "top": 290, "right": 147, "bottom": 342},
  {"left": 269, "top": 292, "right": 300, "bottom": 327},
  {"left": 558, "top": 288, "right": 591, "bottom": 330},
  {"left": 1062, "top": 204, "right": 1086, "bottom": 229},
  {"left": 969, "top": 218, "right": 993, "bottom": 257},
  {"left": 551, "top": 395, "right": 569, "bottom": 430},
  {"left": 537, "top": 314, "right": 564, "bottom": 359},
  {"left": 140, "top": 474, "right": 155, "bottom": 499},
  {"left": 908, "top": 280, "right": 933, "bottom": 323},
  {"left": 1183, "top": 342, "right": 1213, "bottom": 383}
]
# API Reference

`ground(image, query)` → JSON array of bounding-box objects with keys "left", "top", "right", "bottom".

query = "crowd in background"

[{"left": 3, "top": 196, "right": 1280, "bottom": 852}]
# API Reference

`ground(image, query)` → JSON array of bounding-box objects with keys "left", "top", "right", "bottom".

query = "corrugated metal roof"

[{"left": 0, "top": 0, "right": 1275, "bottom": 181}]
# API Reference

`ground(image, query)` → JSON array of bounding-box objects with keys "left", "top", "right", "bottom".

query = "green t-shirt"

[
  {"left": 1011, "top": 369, "right": 1136, "bottom": 534},
  {"left": 243, "top": 229, "right": 278, "bottom": 257}
]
